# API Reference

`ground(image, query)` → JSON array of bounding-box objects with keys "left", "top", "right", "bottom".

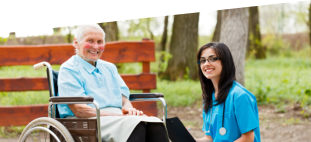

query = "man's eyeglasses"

[{"left": 197, "top": 57, "right": 220, "bottom": 65}]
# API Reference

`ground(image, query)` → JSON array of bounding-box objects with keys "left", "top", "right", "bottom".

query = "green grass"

[
  {"left": 245, "top": 57, "right": 311, "bottom": 106},
  {"left": 0, "top": 65, "right": 61, "bottom": 77},
  {"left": 153, "top": 79, "right": 201, "bottom": 106},
  {"left": 0, "top": 125, "right": 25, "bottom": 138}
]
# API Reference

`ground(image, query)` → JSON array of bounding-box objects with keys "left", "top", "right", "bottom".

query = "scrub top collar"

[{"left": 75, "top": 55, "right": 102, "bottom": 74}]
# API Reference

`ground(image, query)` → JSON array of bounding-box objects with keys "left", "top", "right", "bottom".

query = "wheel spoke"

[
  {"left": 38, "top": 129, "right": 41, "bottom": 142},
  {"left": 44, "top": 129, "right": 47, "bottom": 142}
]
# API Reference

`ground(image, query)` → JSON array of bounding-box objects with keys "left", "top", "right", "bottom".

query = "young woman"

[{"left": 194, "top": 42, "right": 261, "bottom": 142}]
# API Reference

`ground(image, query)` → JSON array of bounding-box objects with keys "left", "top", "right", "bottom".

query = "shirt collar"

[{"left": 75, "top": 55, "right": 102, "bottom": 74}]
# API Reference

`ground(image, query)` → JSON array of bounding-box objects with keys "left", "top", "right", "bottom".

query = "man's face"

[{"left": 74, "top": 28, "right": 105, "bottom": 65}]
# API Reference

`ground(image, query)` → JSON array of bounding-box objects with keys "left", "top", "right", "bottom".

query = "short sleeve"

[
  {"left": 234, "top": 94, "right": 259, "bottom": 134},
  {"left": 111, "top": 64, "right": 130, "bottom": 99},
  {"left": 57, "top": 67, "right": 86, "bottom": 118},
  {"left": 58, "top": 67, "right": 86, "bottom": 97}
]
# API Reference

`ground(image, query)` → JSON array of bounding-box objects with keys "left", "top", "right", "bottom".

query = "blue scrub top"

[{"left": 202, "top": 81, "right": 261, "bottom": 142}]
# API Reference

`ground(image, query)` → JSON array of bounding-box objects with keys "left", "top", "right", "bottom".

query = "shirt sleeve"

[
  {"left": 234, "top": 93, "right": 259, "bottom": 134},
  {"left": 58, "top": 67, "right": 86, "bottom": 97},
  {"left": 111, "top": 64, "right": 130, "bottom": 99},
  {"left": 57, "top": 66, "right": 87, "bottom": 118}
]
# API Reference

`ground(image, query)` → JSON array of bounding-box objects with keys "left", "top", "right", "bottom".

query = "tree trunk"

[
  {"left": 220, "top": 8, "right": 249, "bottom": 86},
  {"left": 247, "top": 6, "right": 266, "bottom": 59},
  {"left": 53, "top": 27, "right": 61, "bottom": 35},
  {"left": 309, "top": 2, "right": 311, "bottom": 51},
  {"left": 98, "top": 22, "right": 119, "bottom": 42},
  {"left": 160, "top": 16, "right": 169, "bottom": 53},
  {"left": 67, "top": 27, "right": 73, "bottom": 43},
  {"left": 9, "top": 32, "right": 15, "bottom": 37},
  {"left": 158, "top": 16, "right": 169, "bottom": 75},
  {"left": 212, "top": 10, "right": 222, "bottom": 42},
  {"left": 164, "top": 13, "right": 199, "bottom": 81}
]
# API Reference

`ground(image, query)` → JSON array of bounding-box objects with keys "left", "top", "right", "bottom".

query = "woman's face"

[
  {"left": 200, "top": 48, "right": 222, "bottom": 83},
  {"left": 74, "top": 28, "right": 105, "bottom": 65}
]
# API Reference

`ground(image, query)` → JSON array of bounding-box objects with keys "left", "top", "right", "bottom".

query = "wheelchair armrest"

[
  {"left": 129, "top": 93, "right": 164, "bottom": 99},
  {"left": 49, "top": 96, "right": 94, "bottom": 102}
]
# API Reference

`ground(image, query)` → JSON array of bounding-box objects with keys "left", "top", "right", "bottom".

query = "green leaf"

[{"left": 305, "top": 89, "right": 311, "bottom": 96}]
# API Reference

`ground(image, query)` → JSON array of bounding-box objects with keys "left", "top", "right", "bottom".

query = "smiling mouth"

[
  {"left": 205, "top": 69, "right": 214, "bottom": 72},
  {"left": 89, "top": 51, "right": 98, "bottom": 54}
]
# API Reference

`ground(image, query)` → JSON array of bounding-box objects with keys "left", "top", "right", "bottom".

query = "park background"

[{"left": 1, "top": 0, "right": 311, "bottom": 141}]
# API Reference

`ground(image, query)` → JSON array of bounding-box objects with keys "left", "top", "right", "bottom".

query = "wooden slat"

[
  {"left": 0, "top": 102, "right": 157, "bottom": 126},
  {"left": 0, "top": 74, "right": 156, "bottom": 91},
  {"left": 142, "top": 62, "right": 150, "bottom": 73},
  {"left": 143, "top": 89, "right": 151, "bottom": 93},
  {"left": 0, "top": 41, "right": 155, "bottom": 66},
  {"left": 132, "top": 102, "right": 157, "bottom": 116},
  {"left": 0, "top": 104, "right": 48, "bottom": 126},
  {"left": 122, "top": 74, "right": 156, "bottom": 90}
]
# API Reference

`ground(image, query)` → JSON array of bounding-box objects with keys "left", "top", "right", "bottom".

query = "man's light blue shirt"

[
  {"left": 57, "top": 55, "right": 130, "bottom": 118},
  {"left": 202, "top": 81, "right": 261, "bottom": 142}
]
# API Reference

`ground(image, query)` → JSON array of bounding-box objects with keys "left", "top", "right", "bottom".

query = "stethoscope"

[{"left": 204, "top": 98, "right": 227, "bottom": 136}]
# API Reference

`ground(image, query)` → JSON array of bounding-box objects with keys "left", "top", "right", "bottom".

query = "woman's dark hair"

[{"left": 197, "top": 42, "right": 236, "bottom": 113}]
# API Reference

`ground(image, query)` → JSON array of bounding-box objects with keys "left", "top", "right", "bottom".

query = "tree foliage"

[{"left": 125, "top": 18, "right": 158, "bottom": 40}]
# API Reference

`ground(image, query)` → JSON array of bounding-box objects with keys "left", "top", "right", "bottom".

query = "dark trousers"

[{"left": 127, "top": 122, "right": 168, "bottom": 142}]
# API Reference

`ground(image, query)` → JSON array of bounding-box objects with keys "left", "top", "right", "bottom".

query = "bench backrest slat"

[
  {"left": 0, "top": 41, "right": 155, "bottom": 66},
  {"left": 0, "top": 74, "right": 156, "bottom": 91}
]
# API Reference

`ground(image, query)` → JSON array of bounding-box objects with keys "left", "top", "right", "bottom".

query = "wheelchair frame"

[{"left": 19, "top": 61, "right": 169, "bottom": 142}]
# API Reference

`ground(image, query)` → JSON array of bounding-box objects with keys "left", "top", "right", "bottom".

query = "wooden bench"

[{"left": 0, "top": 39, "right": 158, "bottom": 126}]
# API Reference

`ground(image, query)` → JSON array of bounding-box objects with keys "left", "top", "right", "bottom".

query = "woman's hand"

[
  {"left": 122, "top": 107, "right": 146, "bottom": 116},
  {"left": 122, "top": 95, "right": 147, "bottom": 116},
  {"left": 194, "top": 135, "right": 213, "bottom": 142},
  {"left": 234, "top": 130, "right": 254, "bottom": 142},
  {"left": 101, "top": 109, "right": 123, "bottom": 116}
]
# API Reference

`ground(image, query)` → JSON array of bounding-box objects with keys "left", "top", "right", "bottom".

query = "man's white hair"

[{"left": 74, "top": 24, "right": 106, "bottom": 54}]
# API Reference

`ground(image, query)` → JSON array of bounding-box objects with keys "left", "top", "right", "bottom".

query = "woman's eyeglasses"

[{"left": 197, "top": 57, "right": 220, "bottom": 65}]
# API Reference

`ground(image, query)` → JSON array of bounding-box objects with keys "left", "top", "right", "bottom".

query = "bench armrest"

[
  {"left": 129, "top": 93, "right": 164, "bottom": 99},
  {"left": 49, "top": 96, "right": 94, "bottom": 102}
]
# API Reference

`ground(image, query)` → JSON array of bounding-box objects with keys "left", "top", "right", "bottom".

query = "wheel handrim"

[{"left": 20, "top": 122, "right": 69, "bottom": 142}]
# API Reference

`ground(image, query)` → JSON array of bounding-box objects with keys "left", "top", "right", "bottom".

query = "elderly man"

[{"left": 57, "top": 24, "right": 168, "bottom": 142}]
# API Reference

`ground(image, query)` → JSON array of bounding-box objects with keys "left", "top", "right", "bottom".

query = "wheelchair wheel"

[{"left": 19, "top": 117, "right": 74, "bottom": 142}]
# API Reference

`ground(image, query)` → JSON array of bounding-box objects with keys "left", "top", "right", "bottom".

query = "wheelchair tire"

[{"left": 19, "top": 117, "right": 74, "bottom": 142}]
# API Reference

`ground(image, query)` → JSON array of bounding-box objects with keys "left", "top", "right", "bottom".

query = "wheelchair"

[{"left": 18, "top": 62, "right": 169, "bottom": 142}]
